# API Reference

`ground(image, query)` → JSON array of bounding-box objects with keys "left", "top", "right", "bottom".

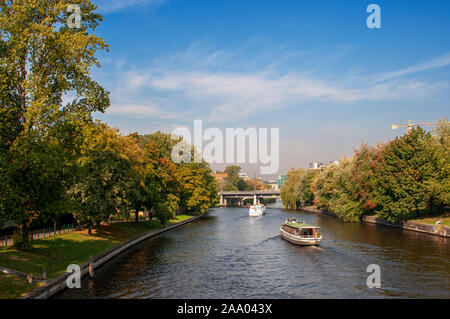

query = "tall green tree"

[
  {"left": 431, "top": 118, "right": 450, "bottom": 210},
  {"left": 372, "top": 128, "right": 438, "bottom": 222},
  {"left": 139, "top": 132, "right": 185, "bottom": 224},
  {"left": 125, "top": 134, "right": 147, "bottom": 222},
  {"left": 280, "top": 168, "right": 304, "bottom": 210},
  {"left": 223, "top": 166, "right": 241, "bottom": 191},
  {"left": 143, "top": 142, "right": 180, "bottom": 224},
  {"left": 295, "top": 169, "right": 319, "bottom": 206},
  {"left": 67, "top": 123, "right": 135, "bottom": 233},
  {"left": 0, "top": 0, "right": 109, "bottom": 248},
  {"left": 179, "top": 162, "right": 218, "bottom": 214}
]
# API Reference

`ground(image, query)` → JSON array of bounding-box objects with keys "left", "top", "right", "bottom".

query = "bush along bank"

[{"left": 299, "top": 206, "right": 450, "bottom": 238}]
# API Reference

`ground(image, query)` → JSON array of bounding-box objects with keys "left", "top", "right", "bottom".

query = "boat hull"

[
  {"left": 280, "top": 227, "right": 322, "bottom": 246},
  {"left": 249, "top": 206, "right": 266, "bottom": 217},
  {"left": 249, "top": 211, "right": 266, "bottom": 217}
]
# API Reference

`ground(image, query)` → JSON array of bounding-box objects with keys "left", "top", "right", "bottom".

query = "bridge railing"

[{"left": 219, "top": 190, "right": 280, "bottom": 195}]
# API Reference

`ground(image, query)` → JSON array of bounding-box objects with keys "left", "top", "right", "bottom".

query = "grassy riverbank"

[
  {"left": 369, "top": 210, "right": 450, "bottom": 227},
  {"left": 0, "top": 215, "right": 193, "bottom": 299},
  {"left": 410, "top": 215, "right": 450, "bottom": 227},
  {"left": 0, "top": 272, "right": 40, "bottom": 299}
]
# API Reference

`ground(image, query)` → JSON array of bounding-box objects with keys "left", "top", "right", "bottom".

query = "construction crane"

[{"left": 392, "top": 120, "right": 439, "bottom": 133}]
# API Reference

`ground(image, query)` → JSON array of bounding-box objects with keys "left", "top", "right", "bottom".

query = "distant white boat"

[{"left": 249, "top": 204, "right": 266, "bottom": 217}]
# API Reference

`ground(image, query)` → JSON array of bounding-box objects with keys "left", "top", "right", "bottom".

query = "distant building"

[
  {"left": 309, "top": 162, "right": 318, "bottom": 169},
  {"left": 238, "top": 172, "right": 249, "bottom": 180},
  {"left": 212, "top": 172, "right": 228, "bottom": 189},
  {"left": 263, "top": 180, "right": 278, "bottom": 190},
  {"left": 277, "top": 174, "right": 287, "bottom": 189},
  {"left": 308, "top": 162, "right": 327, "bottom": 170},
  {"left": 308, "top": 160, "right": 339, "bottom": 170}
]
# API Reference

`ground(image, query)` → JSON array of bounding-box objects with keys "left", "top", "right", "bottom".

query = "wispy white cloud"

[
  {"left": 94, "top": 0, "right": 166, "bottom": 14},
  {"left": 104, "top": 45, "right": 449, "bottom": 123},
  {"left": 373, "top": 52, "right": 450, "bottom": 83},
  {"left": 147, "top": 71, "right": 446, "bottom": 122},
  {"left": 108, "top": 102, "right": 183, "bottom": 120}
]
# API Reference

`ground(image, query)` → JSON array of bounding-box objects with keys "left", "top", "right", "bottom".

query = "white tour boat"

[
  {"left": 280, "top": 218, "right": 322, "bottom": 246},
  {"left": 248, "top": 204, "right": 266, "bottom": 217}
]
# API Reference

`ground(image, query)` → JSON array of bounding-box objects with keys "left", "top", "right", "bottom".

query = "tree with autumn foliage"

[
  {"left": 285, "top": 120, "right": 449, "bottom": 224},
  {"left": 141, "top": 131, "right": 217, "bottom": 223},
  {"left": 179, "top": 163, "right": 218, "bottom": 214},
  {"left": 67, "top": 122, "right": 140, "bottom": 233},
  {"left": 140, "top": 133, "right": 181, "bottom": 224},
  {"left": 311, "top": 128, "right": 444, "bottom": 223}
]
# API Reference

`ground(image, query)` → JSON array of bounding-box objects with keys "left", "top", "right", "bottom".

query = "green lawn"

[
  {"left": 410, "top": 216, "right": 450, "bottom": 227},
  {"left": 0, "top": 215, "right": 194, "bottom": 299},
  {"left": 370, "top": 208, "right": 450, "bottom": 227},
  {"left": 0, "top": 272, "right": 41, "bottom": 299}
]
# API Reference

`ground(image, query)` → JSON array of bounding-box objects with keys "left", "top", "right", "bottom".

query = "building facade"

[
  {"left": 263, "top": 180, "right": 278, "bottom": 190},
  {"left": 212, "top": 172, "right": 228, "bottom": 190},
  {"left": 308, "top": 160, "right": 339, "bottom": 170},
  {"left": 277, "top": 174, "right": 287, "bottom": 189},
  {"left": 238, "top": 172, "right": 249, "bottom": 180}
]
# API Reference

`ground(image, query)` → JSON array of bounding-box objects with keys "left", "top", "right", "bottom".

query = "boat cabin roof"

[{"left": 285, "top": 221, "right": 319, "bottom": 229}]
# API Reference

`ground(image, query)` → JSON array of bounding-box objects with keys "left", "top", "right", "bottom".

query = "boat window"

[{"left": 301, "top": 229, "right": 314, "bottom": 236}]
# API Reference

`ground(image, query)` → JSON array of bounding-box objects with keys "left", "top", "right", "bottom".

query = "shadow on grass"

[
  {"left": 0, "top": 236, "right": 117, "bottom": 279},
  {"left": 0, "top": 272, "right": 41, "bottom": 299}
]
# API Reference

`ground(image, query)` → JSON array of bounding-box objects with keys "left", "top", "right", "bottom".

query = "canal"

[{"left": 56, "top": 207, "right": 450, "bottom": 298}]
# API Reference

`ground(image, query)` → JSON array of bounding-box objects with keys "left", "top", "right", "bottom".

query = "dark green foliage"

[
  {"left": 373, "top": 128, "right": 441, "bottom": 222},
  {"left": 280, "top": 168, "right": 304, "bottom": 210},
  {"left": 223, "top": 166, "right": 241, "bottom": 191},
  {"left": 295, "top": 169, "right": 319, "bottom": 206}
]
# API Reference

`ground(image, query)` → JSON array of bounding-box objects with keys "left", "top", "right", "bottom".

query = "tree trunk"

[{"left": 14, "top": 223, "right": 31, "bottom": 251}]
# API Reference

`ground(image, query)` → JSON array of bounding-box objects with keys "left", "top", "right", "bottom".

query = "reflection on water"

[{"left": 56, "top": 208, "right": 450, "bottom": 299}]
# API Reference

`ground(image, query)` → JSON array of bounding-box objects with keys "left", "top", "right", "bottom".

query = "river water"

[{"left": 56, "top": 207, "right": 450, "bottom": 299}]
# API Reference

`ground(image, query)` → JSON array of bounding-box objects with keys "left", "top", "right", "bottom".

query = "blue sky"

[{"left": 89, "top": 0, "right": 450, "bottom": 176}]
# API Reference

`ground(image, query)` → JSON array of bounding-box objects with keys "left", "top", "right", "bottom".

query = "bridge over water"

[{"left": 218, "top": 189, "right": 281, "bottom": 206}]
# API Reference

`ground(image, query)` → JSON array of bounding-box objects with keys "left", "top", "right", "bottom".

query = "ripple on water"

[{"left": 55, "top": 208, "right": 450, "bottom": 299}]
